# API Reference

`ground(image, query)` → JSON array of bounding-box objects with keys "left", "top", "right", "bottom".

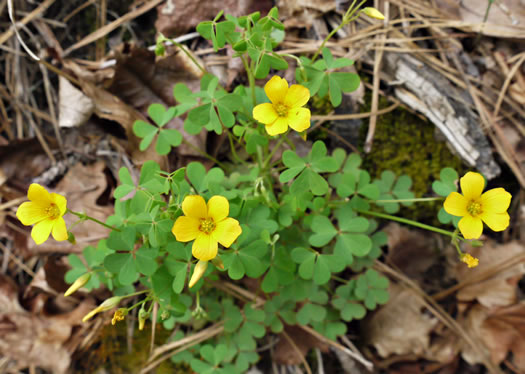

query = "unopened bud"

[
  {"left": 64, "top": 273, "right": 91, "bottom": 297},
  {"left": 211, "top": 257, "right": 224, "bottom": 270},
  {"left": 82, "top": 296, "right": 123, "bottom": 322},
  {"left": 362, "top": 7, "right": 385, "bottom": 20},
  {"left": 189, "top": 260, "right": 208, "bottom": 288},
  {"left": 138, "top": 308, "right": 149, "bottom": 330}
]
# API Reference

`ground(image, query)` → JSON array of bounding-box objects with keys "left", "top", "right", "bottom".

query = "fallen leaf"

[
  {"left": 456, "top": 240, "right": 525, "bottom": 309},
  {"left": 460, "top": 302, "right": 525, "bottom": 371},
  {"left": 363, "top": 284, "right": 438, "bottom": 358},
  {"left": 58, "top": 76, "right": 94, "bottom": 128},
  {"left": 434, "top": 0, "right": 525, "bottom": 38}
]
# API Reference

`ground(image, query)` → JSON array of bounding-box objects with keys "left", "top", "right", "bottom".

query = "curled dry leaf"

[
  {"left": 456, "top": 241, "right": 525, "bottom": 309},
  {"left": 58, "top": 76, "right": 94, "bottom": 128},
  {"left": 0, "top": 274, "right": 93, "bottom": 373},
  {"left": 273, "top": 324, "right": 329, "bottom": 365},
  {"left": 460, "top": 303, "right": 525, "bottom": 371},
  {"left": 363, "top": 284, "right": 438, "bottom": 358}
]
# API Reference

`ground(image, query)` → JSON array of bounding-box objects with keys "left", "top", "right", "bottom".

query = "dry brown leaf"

[
  {"left": 155, "top": 0, "right": 273, "bottom": 35},
  {"left": 460, "top": 302, "right": 525, "bottom": 371},
  {"left": 363, "top": 284, "right": 438, "bottom": 358},
  {"left": 277, "top": 0, "right": 335, "bottom": 28},
  {"left": 384, "top": 223, "right": 438, "bottom": 280},
  {"left": 456, "top": 241, "right": 525, "bottom": 309},
  {"left": 58, "top": 76, "right": 94, "bottom": 128},
  {"left": 434, "top": 0, "right": 525, "bottom": 38},
  {"left": 0, "top": 274, "right": 93, "bottom": 373}
]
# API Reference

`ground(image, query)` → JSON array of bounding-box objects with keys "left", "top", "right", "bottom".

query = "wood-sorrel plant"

[{"left": 16, "top": 3, "right": 512, "bottom": 373}]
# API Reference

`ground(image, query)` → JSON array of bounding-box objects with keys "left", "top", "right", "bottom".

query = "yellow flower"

[
  {"left": 253, "top": 76, "right": 311, "bottom": 136},
  {"left": 171, "top": 195, "right": 242, "bottom": 261},
  {"left": 444, "top": 172, "right": 511, "bottom": 239},
  {"left": 16, "top": 183, "right": 68, "bottom": 245},
  {"left": 461, "top": 253, "right": 479, "bottom": 268}
]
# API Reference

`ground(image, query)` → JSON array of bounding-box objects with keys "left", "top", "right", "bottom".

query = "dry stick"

[
  {"left": 96, "top": 0, "right": 107, "bottom": 61},
  {"left": 0, "top": 241, "right": 36, "bottom": 278},
  {"left": 149, "top": 301, "right": 158, "bottom": 356},
  {"left": 374, "top": 261, "right": 503, "bottom": 374},
  {"left": 63, "top": 0, "right": 97, "bottom": 23},
  {"left": 0, "top": 0, "right": 55, "bottom": 47},
  {"left": 64, "top": 0, "right": 163, "bottom": 55},
  {"left": 281, "top": 330, "right": 313, "bottom": 374},
  {"left": 142, "top": 322, "right": 224, "bottom": 372},
  {"left": 364, "top": 0, "right": 388, "bottom": 153},
  {"left": 493, "top": 52, "right": 525, "bottom": 118},
  {"left": 311, "top": 102, "right": 398, "bottom": 121}
]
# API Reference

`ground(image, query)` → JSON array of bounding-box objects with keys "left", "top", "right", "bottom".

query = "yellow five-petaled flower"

[
  {"left": 253, "top": 76, "right": 311, "bottom": 136},
  {"left": 171, "top": 195, "right": 242, "bottom": 261},
  {"left": 444, "top": 172, "right": 511, "bottom": 239},
  {"left": 16, "top": 183, "right": 68, "bottom": 245}
]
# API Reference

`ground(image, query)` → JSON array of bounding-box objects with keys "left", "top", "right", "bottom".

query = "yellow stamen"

[
  {"left": 274, "top": 103, "right": 288, "bottom": 117},
  {"left": 466, "top": 200, "right": 482, "bottom": 216},
  {"left": 46, "top": 204, "right": 61, "bottom": 219},
  {"left": 199, "top": 218, "right": 215, "bottom": 234}
]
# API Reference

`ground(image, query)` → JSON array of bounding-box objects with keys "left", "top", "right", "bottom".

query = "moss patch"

[{"left": 360, "top": 96, "right": 465, "bottom": 222}]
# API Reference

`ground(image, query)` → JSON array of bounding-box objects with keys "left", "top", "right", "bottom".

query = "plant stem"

[
  {"left": 356, "top": 209, "right": 463, "bottom": 239},
  {"left": 226, "top": 129, "right": 247, "bottom": 165},
  {"left": 68, "top": 209, "right": 121, "bottom": 232},
  {"left": 241, "top": 54, "right": 256, "bottom": 107},
  {"left": 182, "top": 139, "right": 227, "bottom": 169},
  {"left": 311, "top": 0, "right": 367, "bottom": 62},
  {"left": 374, "top": 197, "right": 443, "bottom": 203},
  {"left": 263, "top": 131, "right": 289, "bottom": 169},
  {"left": 167, "top": 38, "right": 207, "bottom": 74}
]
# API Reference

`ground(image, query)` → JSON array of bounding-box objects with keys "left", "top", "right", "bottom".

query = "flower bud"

[
  {"left": 82, "top": 296, "right": 123, "bottom": 322},
  {"left": 211, "top": 257, "right": 224, "bottom": 270},
  {"left": 64, "top": 273, "right": 91, "bottom": 297},
  {"left": 138, "top": 308, "right": 149, "bottom": 330},
  {"left": 189, "top": 260, "right": 208, "bottom": 288},
  {"left": 362, "top": 7, "right": 385, "bottom": 20}
]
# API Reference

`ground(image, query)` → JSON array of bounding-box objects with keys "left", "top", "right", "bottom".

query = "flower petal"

[
  {"left": 481, "top": 211, "right": 510, "bottom": 232},
  {"left": 213, "top": 218, "right": 242, "bottom": 248},
  {"left": 182, "top": 195, "right": 207, "bottom": 219},
  {"left": 192, "top": 233, "right": 218, "bottom": 261},
  {"left": 253, "top": 103, "right": 278, "bottom": 125},
  {"left": 51, "top": 217, "right": 68, "bottom": 241},
  {"left": 287, "top": 107, "right": 311, "bottom": 133},
  {"left": 207, "top": 196, "right": 229, "bottom": 222},
  {"left": 16, "top": 201, "right": 48, "bottom": 226},
  {"left": 458, "top": 215, "right": 483, "bottom": 239},
  {"left": 27, "top": 183, "right": 51, "bottom": 203},
  {"left": 50, "top": 193, "right": 67, "bottom": 216},
  {"left": 284, "top": 84, "right": 310, "bottom": 108},
  {"left": 443, "top": 192, "right": 468, "bottom": 217},
  {"left": 480, "top": 188, "right": 512, "bottom": 214},
  {"left": 172, "top": 216, "right": 201, "bottom": 242},
  {"left": 31, "top": 219, "right": 54, "bottom": 245},
  {"left": 264, "top": 76, "right": 288, "bottom": 104},
  {"left": 265, "top": 117, "right": 289, "bottom": 136},
  {"left": 460, "top": 172, "right": 485, "bottom": 200}
]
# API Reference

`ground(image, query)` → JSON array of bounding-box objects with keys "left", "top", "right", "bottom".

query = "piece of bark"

[{"left": 382, "top": 53, "right": 500, "bottom": 179}]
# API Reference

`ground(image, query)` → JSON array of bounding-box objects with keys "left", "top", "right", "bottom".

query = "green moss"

[
  {"left": 74, "top": 320, "right": 191, "bottom": 373},
  {"left": 360, "top": 96, "right": 465, "bottom": 222}
]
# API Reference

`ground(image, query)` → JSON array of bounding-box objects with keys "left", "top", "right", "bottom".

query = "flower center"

[
  {"left": 466, "top": 200, "right": 482, "bottom": 217},
  {"left": 45, "top": 203, "right": 61, "bottom": 220},
  {"left": 274, "top": 103, "right": 288, "bottom": 117},
  {"left": 199, "top": 218, "right": 216, "bottom": 234}
]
